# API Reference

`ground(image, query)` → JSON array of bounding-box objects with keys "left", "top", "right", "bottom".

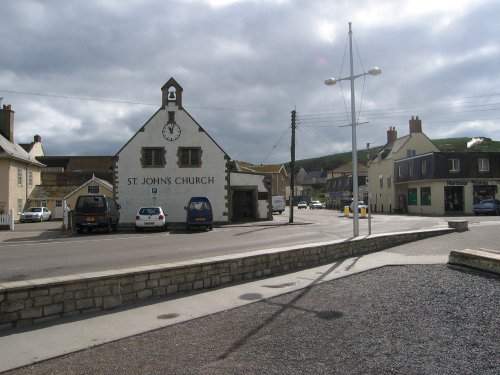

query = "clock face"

[{"left": 162, "top": 122, "right": 181, "bottom": 141}]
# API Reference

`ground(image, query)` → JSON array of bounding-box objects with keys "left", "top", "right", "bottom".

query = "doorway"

[
  {"left": 232, "top": 190, "right": 255, "bottom": 222},
  {"left": 444, "top": 186, "right": 464, "bottom": 213}
]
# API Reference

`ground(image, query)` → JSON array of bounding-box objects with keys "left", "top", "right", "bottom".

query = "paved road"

[
  {"left": 1, "top": 221, "right": 498, "bottom": 374},
  {"left": 1, "top": 210, "right": 491, "bottom": 282}
]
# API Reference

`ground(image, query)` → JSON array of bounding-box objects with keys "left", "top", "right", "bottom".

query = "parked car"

[
  {"left": 473, "top": 199, "right": 500, "bottom": 215},
  {"left": 272, "top": 196, "right": 286, "bottom": 214},
  {"left": 185, "top": 196, "right": 213, "bottom": 231},
  {"left": 349, "top": 200, "right": 368, "bottom": 213},
  {"left": 297, "top": 201, "right": 308, "bottom": 209},
  {"left": 19, "top": 207, "right": 51, "bottom": 222},
  {"left": 309, "top": 200, "right": 324, "bottom": 209},
  {"left": 74, "top": 195, "right": 120, "bottom": 233},
  {"left": 135, "top": 207, "right": 167, "bottom": 232}
]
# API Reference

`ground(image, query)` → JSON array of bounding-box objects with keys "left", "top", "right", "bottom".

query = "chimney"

[
  {"left": 0, "top": 104, "right": 15, "bottom": 142},
  {"left": 387, "top": 126, "right": 397, "bottom": 143},
  {"left": 34, "top": 134, "right": 41, "bottom": 143},
  {"left": 409, "top": 116, "right": 422, "bottom": 134}
]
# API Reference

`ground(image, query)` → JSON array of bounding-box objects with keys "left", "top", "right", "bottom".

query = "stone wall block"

[
  {"left": 137, "top": 290, "right": 153, "bottom": 299},
  {"left": 63, "top": 301, "right": 76, "bottom": 313},
  {"left": 53, "top": 292, "right": 73, "bottom": 303},
  {"left": 20, "top": 307, "right": 43, "bottom": 319},
  {"left": 49, "top": 287, "right": 64, "bottom": 295},
  {"left": 7, "top": 292, "right": 29, "bottom": 301},
  {"left": 153, "top": 287, "right": 166, "bottom": 297},
  {"left": 133, "top": 282, "right": 146, "bottom": 292},
  {"left": 43, "top": 304, "right": 63, "bottom": 316},
  {"left": 75, "top": 290, "right": 91, "bottom": 299},
  {"left": 93, "top": 286, "right": 111, "bottom": 297},
  {"left": 147, "top": 280, "right": 159, "bottom": 288},
  {"left": 29, "top": 289, "right": 49, "bottom": 298},
  {"left": 134, "top": 274, "right": 148, "bottom": 283},
  {"left": 103, "top": 295, "right": 121, "bottom": 309},
  {"left": 159, "top": 278, "right": 171, "bottom": 287},
  {"left": 150, "top": 272, "right": 162, "bottom": 280},
  {"left": 193, "top": 280, "right": 204, "bottom": 290},
  {"left": 76, "top": 298, "right": 94, "bottom": 310},
  {"left": 5, "top": 300, "right": 25, "bottom": 312},
  {"left": 166, "top": 284, "right": 178, "bottom": 295}
]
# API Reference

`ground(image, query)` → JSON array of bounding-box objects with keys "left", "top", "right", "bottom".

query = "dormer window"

[{"left": 449, "top": 159, "right": 460, "bottom": 172}]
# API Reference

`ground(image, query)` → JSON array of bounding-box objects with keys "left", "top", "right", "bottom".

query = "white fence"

[{"left": 0, "top": 209, "right": 14, "bottom": 230}]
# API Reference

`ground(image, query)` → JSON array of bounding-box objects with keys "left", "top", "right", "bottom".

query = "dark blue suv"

[{"left": 185, "top": 197, "right": 213, "bottom": 231}]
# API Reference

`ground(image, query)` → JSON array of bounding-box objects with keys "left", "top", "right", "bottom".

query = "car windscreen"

[
  {"left": 139, "top": 208, "right": 160, "bottom": 215},
  {"left": 189, "top": 201, "right": 211, "bottom": 211},
  {"left": 76, "top": 196, "right": 107, "bottom": 213},
  {"left": 29, "top": 208, "right": 42, "bottom": 212}
]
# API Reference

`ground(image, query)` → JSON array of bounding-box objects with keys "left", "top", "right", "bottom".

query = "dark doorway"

[
  {"left": 444, "top": 186, "right": 464, "bottom": 213},
  {"left": 232, "top": 190, "right": 255, "bottom": 221}
]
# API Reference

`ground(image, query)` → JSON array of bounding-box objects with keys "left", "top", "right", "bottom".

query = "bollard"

[
  {"left": 344, "top": 206, "right": 350, "bottom": 217},
  {"left": 360, "top": 207, "right": 367, "bottom": 218}
]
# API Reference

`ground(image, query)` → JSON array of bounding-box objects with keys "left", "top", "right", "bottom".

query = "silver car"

[
  {"left": 20, "top": 207, "right": 52, "bottom": 222},
  {"left": 135, "top": 206, "right": 167, "bottom": 232}
]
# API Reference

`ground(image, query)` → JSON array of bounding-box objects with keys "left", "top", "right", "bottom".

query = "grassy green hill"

[{"left": 288, "top": 137, "right": 500, "bottom": 172}]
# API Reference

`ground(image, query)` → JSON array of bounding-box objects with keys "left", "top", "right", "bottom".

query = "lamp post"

[{"left": 325, "top": 22, "right": 381, "bottom": 237}]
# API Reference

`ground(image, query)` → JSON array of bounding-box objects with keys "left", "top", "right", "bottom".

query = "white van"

[{"left": 272, "top": 196, "right": 286, "bottom": 214}]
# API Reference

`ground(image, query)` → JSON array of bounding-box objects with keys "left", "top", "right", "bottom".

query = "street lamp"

[{"left": 324, "top": 22, "right": 381, "bottom": 237}]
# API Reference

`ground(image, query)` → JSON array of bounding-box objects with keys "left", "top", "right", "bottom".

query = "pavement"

[{"left": 0, "top": 218, "right": 499, "bottom": 373}]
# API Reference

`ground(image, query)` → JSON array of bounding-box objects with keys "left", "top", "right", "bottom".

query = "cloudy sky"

[{"left": 1, "top": 0, "right": 499, "bottom": 164}]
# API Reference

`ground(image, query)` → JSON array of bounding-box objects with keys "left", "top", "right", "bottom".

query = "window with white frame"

[
  {"left": 17, "top": 168, "right": 23, "bottom": 186},
  {"left": 379, "top": 175, "right": 383, "bottom": 188},
  {"left": 17, "top": 199, "right": 23, "bottom": 214},
  {"left": 449, "top": 159, "right": 460, "bottom": 172},
  {"left": 28, "top": 170, "right": 33, "bottom": 187},
  {"left": 407, "top": 149, "right": 416, "bottom": 157},
  {"left": 478, "top": 158, "right": 489, "bottom": 172},
  {"left": 398, "top": 165, "right": 403, "bottom": 177},
  {"left": 88, "top": 185, "right": 100, "bottom": 194},
  {"left": 421, "top": 160, "right": 427, "bottom": 175},
  {"left": 55, "top": 200, "right": 63, "bottom": 207},
  {"left": 40, "top": 200, "right": 47, "bottom": 208}
]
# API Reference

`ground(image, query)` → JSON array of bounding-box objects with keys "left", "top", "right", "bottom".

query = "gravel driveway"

[{"left": 6, "top": 264, "right": 499, "bottom": 375}]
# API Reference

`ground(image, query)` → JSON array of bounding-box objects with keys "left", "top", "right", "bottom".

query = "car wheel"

[
  {"left": 164, "top": 224, "right": 168, "bottom": 232},
  {"left": 112, "top": 223, "right": 118, "bottom": 232},
  {"left": 39, "top": 216, "right": 43, "bottom": 222},
  {"left": 135, "top": 226, "right": 142, "bottom": 232}
]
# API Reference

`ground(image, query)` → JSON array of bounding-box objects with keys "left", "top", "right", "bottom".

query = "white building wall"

[
  {"left": 230, "top": 172, "right": 269, "bottom": 219},
  {"left": 116, "top": 104, "right": 229, "bottom": 225}
]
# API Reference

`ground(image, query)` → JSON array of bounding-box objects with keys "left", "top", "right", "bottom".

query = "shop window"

[
  {"left": 449, "top": 159, "right": 460, "bottom": 172},
  {"left": 179, "top": 147, "right": 202, "bottom": 168},
  {"left": 421, "top": 187, "right": 431, "bottom": 206},
  {"left": 408, "top": 188, "right": 417, "bottom": 205},
  {"left": 17, "top": 168, "right": 23, "bottom": 186},
  {"left": 88, "top": 185, "right": 100, "bottom": 194},
  {"left": 141, "top": 147, "right": 166, "bottom": 168},
  {"left": 478, "top": 158, "right": 489, "bottom": 172}
]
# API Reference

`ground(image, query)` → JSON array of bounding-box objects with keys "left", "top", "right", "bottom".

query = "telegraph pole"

[{"left": 289, "top": 109, "right": 296, "bottom": 224}]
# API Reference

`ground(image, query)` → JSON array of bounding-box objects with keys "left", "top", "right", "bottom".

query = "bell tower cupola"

[{"left": 161, "top": 77, "right": 183, "bottom": 109}]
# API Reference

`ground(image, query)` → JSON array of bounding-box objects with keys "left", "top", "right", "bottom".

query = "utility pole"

[
  {"left": 367, "top": 142, "right": 372, "bottom": 235},
  {"left": 289, "top": 109, "right": 296, "bottom": 224}
]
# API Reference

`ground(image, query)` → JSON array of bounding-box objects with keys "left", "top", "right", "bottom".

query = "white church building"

[{"left": 114, "top": 78, "right": 272, "bottom": 226}]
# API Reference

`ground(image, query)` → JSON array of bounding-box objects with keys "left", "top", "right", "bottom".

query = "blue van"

[{"left": 185, "top": 196, "right": 213, "bottom": 231}]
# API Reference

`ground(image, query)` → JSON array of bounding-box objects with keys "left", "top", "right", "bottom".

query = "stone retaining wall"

[{"left": 0, "top": 228, "right": 453, "bottom": 330}]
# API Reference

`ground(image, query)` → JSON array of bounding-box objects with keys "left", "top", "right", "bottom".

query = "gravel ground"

[{"left": 5, "top": 264, "right": 499, "bottom": 375}]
